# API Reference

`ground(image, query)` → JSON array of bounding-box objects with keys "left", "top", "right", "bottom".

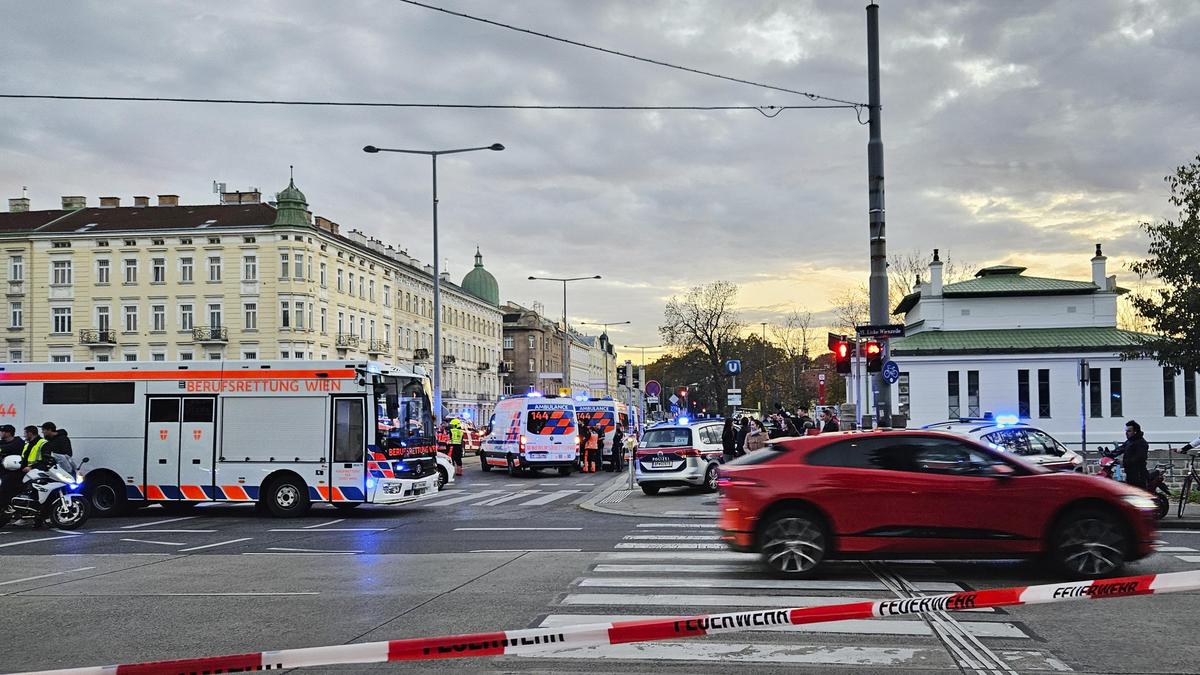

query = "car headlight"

[{"left": 1121, "top": 494, "right": 1157, "bottom": 511}]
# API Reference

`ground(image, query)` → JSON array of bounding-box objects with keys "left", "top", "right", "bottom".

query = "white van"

[
  {"left": 480, "top": 395, "right": 579, "bottom": 476},
  {"left": 576, "top": 397, "right": 634, "bottom": 471}
]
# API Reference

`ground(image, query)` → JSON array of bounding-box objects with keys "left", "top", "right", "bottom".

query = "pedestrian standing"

[
  {"left": 447, "top": 418, "right": 465, "bottom": 477},
  {"left": 585, "top": 424, "right": 601, "bottom": 473},
  {"left": 721, "top": 418, "right": 736, "bottom": 461},
  {"left": 611, "top": 426, "right": 625, "bottom": 472},
  {"left": 0, "top": 424, "right": 23, "bottom": 511},
  {"left": 819, "top": 408, "right": 840, "bottom": 433},
  {"left": 578, "top": 425, "right": 592, "bottom": 472},
  {"left": 596, "top": 425, "right": 607, "bottom": 472},
  {"left": 744, "top": 418, "right": 766, "bottom": 452},
  {"left": 734, "top": 416, "right": 750, "bottom": 456}
]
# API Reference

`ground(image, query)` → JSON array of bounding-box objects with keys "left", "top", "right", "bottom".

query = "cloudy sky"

[{"left": 3, "top": 0, "right": 1198, "bottom": 359}]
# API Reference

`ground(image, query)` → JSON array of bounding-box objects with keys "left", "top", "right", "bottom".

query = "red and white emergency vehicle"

[
  {"left": 479, "top": 394, "right": 578, "bottom": 476},
  {"left": 575, "top": 397, "right": 636, "bottom": 470},
  {"left": 0, "top": 360, "right": 441, "bottom": 517}
]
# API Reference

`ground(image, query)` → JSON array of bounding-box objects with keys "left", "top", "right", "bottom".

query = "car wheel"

[
  {"left": 507, "top": 456, "right": 522, "bottom": 477},
  {"left": 703, "top": 464, "right": 719, "bottom": 493},
  {"left": 480, "top": 455, "right": 492, "bottom": 472},
  {"left": 1051, "top": 507, "right": 1128, "bottom": 579},
  {"left": 86, "top": 476, "right": 128, "bottom": 517},
  {"left": 264, "top": 476, "right": 311, "bottom": 518},
  {"left": 759, "top": 509, "right": 828, "bottom": 579},
  {"left": 436, "top": 466, "right": 449, "bottom": 490},
  {"left": 641, "top": 485, "right": 660, "bottom": 496}
]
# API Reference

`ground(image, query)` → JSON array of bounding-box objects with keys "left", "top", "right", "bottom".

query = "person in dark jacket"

[
  {"left": 819, "top": 408, "right": 840, "bottom": 433},
  {"left": 41, "top": 421, "right": 72, "bottom": 458},
  {"left": 611, "top": 426, "right": 625, "bottom": 472},
  {"left": 1108, "top": 419, "right": 1149, "bottom": 489},
  {"left": 734, "top": 416, "right": 750, "bottom": 456},
  {"left": 0, "top": 424, "right": 23, "bottom": 511},
  {"left": 721, "top": 418, "right": 736, "bottom": 461}
]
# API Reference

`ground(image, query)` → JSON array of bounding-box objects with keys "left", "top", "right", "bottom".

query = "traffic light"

[
  {"left": 632, "top": 368, "right": 641, "bottom": 389},
  {"left": 617, "top": 365, "right": 628, "bottom": 386},
  {"left": 834, "top": 340, "right": 851, "bottom": 374},
  {"left": 864, "top": 341, "right": 883, "bottom": 373}
]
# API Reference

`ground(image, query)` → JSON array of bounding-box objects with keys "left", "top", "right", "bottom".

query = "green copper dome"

[
  {"left": 273, "top": 175, "right": 310, "bottom": 227},
  {"left": 461, "top": 248, "right": 499, "bottom": 305}
]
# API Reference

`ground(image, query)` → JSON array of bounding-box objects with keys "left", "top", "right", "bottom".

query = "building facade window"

[
  {"left": 280, "top": 253, "right": 289, "bottom": 279},
  {"left": 1110, "top": 368, "right": 1123, "bottom": 417},
  {"left": 8, "top": 256, "right": 23, "bottom": 281},
  {"left": 966, "top": 370, "right": 980, "bottom": 417},
  {"left": 383, "top": 285, "right": 391, "bottom": 307},
  {"left": 179, "top": 351, "right": 193, "bottom": 361},
  {"left": 95, "top": 259, "right": 110, "bottom": 284},
  {"left": 152, "top": 352, "right": 166, "bottom": 362},
  {"left": 9, "top": 302, "right": 21, "bottom": 328},
  {"left": 320, "top": 307, "right": 327, "bottom": 334},
  {"left": 152, "top": 304, "right": 166, "bottom": 332},
  {"left": 369, "top": 280, "right": 375, "bottom": 302},
  {"left": 51, "top": 354, "right": 72, "bottom": 363},
  {"left": 1017, "top": 369, "right": 1031, "bottom": 418},
  {"left": 528, "top": 335, "right": 536, "bottom": 349},
  {"left": 337, "top": 268, "right": 344, "bottom": 291},
  {"left": 348, "top": 273, "right": 355, "bottom": 297},
  {"left": 528, "top": 358, "right": 536, "bottom": 373},
  {"left": 180, "top": 257, "right": 193, "bottom": 283},
  {"left": 242, "top": 350, "right": 258, "bottom": 360},
  {"left": 52, "top": 307, "right": 71, "bottom": 334},
  {"left": 1089, "top": 367, "right": 1102, "bottom": 418},
  {"left": 207, "top": 256, "right": 222, "bottom": 282},
  {"left": 152, "top": 258, "right": 166, "bottom": 283},
  {"left": 1164, "top": 368, "right": 1177, "bottom": 416},
  {"left": 95, "top": 306, "right": 109, "bottom": 331},
  {"left": 123, "top": 305, "right": 137, "bottom": 332},
  {"left": 123, "top": 259, "right": 137, "bottom": 284},
  {"left": 503, "top": 336, "right": 514, "bottom": 349},
  {"left": 8, "top": 350, "right": 22, "bottom": 363},
  {"left": 243, "top": 255, "right": 257, "bottom": 281},
  {"left": 208, "top": 303, "right": 222, "bottom": 328},
  {"left": 52, "top": 260, "right": 72, "bottom": 285},
  {"left": 1186, "top": 370, "right": 1197, "bottom": 417},
  {"left": 244, "top": 302, "right": 257, "bottom": 330},
  {"left": 295, "top": 301, "right": 305, "bottom": 330},
  {"left": 1038, "top": 369, "right": 1051, "bottom": 418},
  {"left": 280, "top": 301, "right": 291, "bottom": 328},
  {"left": 319, "top": 262, "right": 327, "bottom": 287},
  {"left": 947, "top": 371, "right": 960, "bottom": 418},
  {"left": 179, "top": 304, "right": 194, "bottom": 331}
]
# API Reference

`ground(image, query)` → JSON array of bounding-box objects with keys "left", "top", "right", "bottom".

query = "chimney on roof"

[
  {"left": 99, "top": 196, "right": 120, "bottom": 208},
  {"left": 314, "top": 215, "right": 333, "bottom": 232},
  {"left": 157, "top": 194, "right": 179, "bottom": 207},
  {"left": 61, "top": 195, "right": 86, "bottom": 210},
  {"left": 929, "top": 248, "right": 944, "bottom": 298},
  {"left": 133, "top": 196, "right": 149, "bottom": 208},
  {"left": 8, "top": 197, "right": 30, "bottom": 213},
  {"left": 220, "top": 190, "right": 262, "bottom": 205},
  {"left": 1091, "top": 243, "right": 1107, "bottom": 288}
]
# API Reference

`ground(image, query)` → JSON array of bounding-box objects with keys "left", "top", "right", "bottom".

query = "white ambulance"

[
  {"left": 0, "top": 360, "right": 441, "bottom": 517},
  {"left": 479, "top": 394, "right": 579, "bottom": 476},
  {"left": 575, "top": 397, "right": 635, "bottom": 471}
]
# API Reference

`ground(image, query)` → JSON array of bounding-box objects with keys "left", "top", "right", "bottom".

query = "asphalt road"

[{"left": 1, "top": 468, "right": 1199, "bottom": 674}]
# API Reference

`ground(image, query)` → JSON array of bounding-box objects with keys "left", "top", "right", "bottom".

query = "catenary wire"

[{"left": 394, "top": 0, "right": 867, "bottom": 109}]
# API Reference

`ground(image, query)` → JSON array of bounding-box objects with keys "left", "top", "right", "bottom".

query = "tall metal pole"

[
  {"left": 562, "top": 280, "right": 569, "bottom": 395},
  {"left": 431, "top": 154, "right": 442, "bottom": 425},
  {"left": 866, "top": 2, "right": 891, "bottom": 426}
]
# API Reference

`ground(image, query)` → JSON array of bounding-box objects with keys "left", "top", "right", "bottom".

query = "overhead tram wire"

[
  {"left": 394, "top": 0, "right": 867, "bottom": 110},
  {"left": 0, "top": 94, "right": 851, "bottom": 117}
]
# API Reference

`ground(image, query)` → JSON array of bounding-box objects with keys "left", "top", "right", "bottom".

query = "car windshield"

[{"left": 641, "top": 428, "right": 692, "bottom": 448}]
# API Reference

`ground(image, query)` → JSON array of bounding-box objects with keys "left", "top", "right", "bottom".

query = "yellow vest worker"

[
  {"left": 447, "top": 419, "right": 465, "bottom": 476},
  {"left": 22, "top": 437, "right": 46, "bottom": 465}
]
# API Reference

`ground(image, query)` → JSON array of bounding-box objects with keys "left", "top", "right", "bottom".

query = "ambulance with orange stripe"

[
  {"left": 0, "top": 360, "right": 441, "bottom": 517},
  {"left": 575, "top": 397, "right": 633, "bottom": 471},
  {"left": 479, "top": 394, "right": 579, "bottom": 476}
]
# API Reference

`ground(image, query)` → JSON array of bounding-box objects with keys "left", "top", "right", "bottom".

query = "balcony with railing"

[
  {"left": 192, "top": 326, "right": 228, "bottom": 343},
  {"left": 477, "top": 361, "right": 491, "bottom": 371},
  {"left": 476, "top": 393, "right": 490, "bottom": 401},
  {"left": 499, "top": 361, "right": 513, "bottom": 374},
  {"left": 79, "top": 328, "right": 117, "bottom": 346},
  {"left": 336, "top": 333, "right": 360, "bottom": 348},
  {"left": 367, "top": 339, "right": 390, "bottom": 355},
  {"left": 442, "top": 355, "right": 456, "bottom": 365},
  {"left": 414, "top": 348, "right": 430, "bottom": 361}
]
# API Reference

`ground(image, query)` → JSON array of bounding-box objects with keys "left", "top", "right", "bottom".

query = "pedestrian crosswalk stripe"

[
  {"left": 519, "top": 489, "right": 580, "bottom": 506},
  {"left": 614, "top": 542, "right": 727, "bottom": 550},
  {"left": 664, "top": 510, "right": 718, "bottom": 517},
  {"left": 599, "top": 551, "right": 758, "bottom": 561},
  {"left": 635, "top": 523, "right": 719, "bottom": 529},
  {"left": 473, "top": 490, "right": 540, "bottom": 506},
  {"left": 593, "top": 563, "right": 758, "bottom": 574},
  {"left": 622, "top": 534, "right": 721, "bottom": 541},
  {"left": 422, "top": 489, "right": 505, "bottom": 506},
  {"left": 1157, "top": 546, "right": 1197, "bottom": 552},
  {"left": 537, "top": 614, "right": 1028, "bottom": 639},
  {"left": 515, "top": 641, "right": 956, "bottom": 666},
  {"left": 1177, "top": 555, "right": 1200, "bottom": 563},
  {"left": 577, "top": 577, "right": 965, "bottom": 593},
  {"left": 560, "top": 592, "right": 995, "bottom": 612}
]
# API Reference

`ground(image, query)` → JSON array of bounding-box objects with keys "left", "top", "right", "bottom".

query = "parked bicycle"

[{"left": 1176, "top": 451, "right": 1200, "bottom": 519}]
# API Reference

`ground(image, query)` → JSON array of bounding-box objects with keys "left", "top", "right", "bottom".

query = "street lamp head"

[
  {"left": 528, "top": 275, "right": 538, "bottom": 280},
  {"left": 489, "top": 143, "right": 505, "bottom": 151},
  {"left": 592, "top": 275, "right": 602, "bottom": 279},
  {"left": 362, "top": 145, "right": 380, "bottom": 154}
]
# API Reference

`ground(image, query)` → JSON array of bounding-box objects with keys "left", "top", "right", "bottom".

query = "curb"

[
  {"left": 578, "top": 473, "right": 718, "bottom": 520},
  {"left": 1161, "top": 518, "right": 1200, "bottom": 531}
]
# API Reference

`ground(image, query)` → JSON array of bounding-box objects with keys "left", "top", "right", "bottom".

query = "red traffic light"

[
  {"left": 835, "top": 342, "right": 849, "bottom": 359},
  {"left": 833, "top": 340, "right": 851, "bottom": 374},
  {"left": 864, "top": 341, "right": 882, "bottom": 358},
  {"left": 865, "top": 340, "right": 884, "bottom": 372}
]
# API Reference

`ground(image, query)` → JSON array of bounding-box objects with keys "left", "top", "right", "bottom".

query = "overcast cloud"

[{"left": 2, "top": 0, "right": 1198, "bottom": 357}]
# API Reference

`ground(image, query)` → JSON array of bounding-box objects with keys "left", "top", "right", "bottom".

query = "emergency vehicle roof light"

[
  {"left": 677, "top": 416, "right": 689, "bottom": 425},
  {"left": 527, "top": 391, "right": 542, "bottom": 397},
  {"left": 995, "top": 414, "right": 1019, "bottom": 426}
]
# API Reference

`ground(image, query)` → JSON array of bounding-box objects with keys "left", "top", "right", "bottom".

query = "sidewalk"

[{"left": 580, "top": 473, "right": 1200, "bottom": 529}]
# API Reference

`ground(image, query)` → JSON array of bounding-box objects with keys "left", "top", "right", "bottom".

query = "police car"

[
  {"left": 634, "top": 417, "right": 726, "bottom": 495},
  {"left": 922, "top": 417, "right": 1084, "bottom": 472}
]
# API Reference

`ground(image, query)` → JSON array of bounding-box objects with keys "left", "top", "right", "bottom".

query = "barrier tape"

[{"left": 22, "top": 569, "right": 1200, "bottom": 675}]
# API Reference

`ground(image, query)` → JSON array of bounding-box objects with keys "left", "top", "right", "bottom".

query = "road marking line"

[
  {"left": 1157, "top": 546, "right": 1197, "bottom": 552},
  {"left": 599, "top": 551, "right": 758, "bottom": 561},
  {"left": 470, "top": 549, "right": 582, "bottom": 553},
  {"left": 663, "top": 510, "right": 717, "bottom": 517},
  {"left": 575, "top": 482, "right": 596, "bottom": 486},
  {"left": 614, "top": 542, "right": 727, "bottom": 550},
  {"left": 578, "top": 577, "right": 964, "bottom": 592},
  {"left": 635, "top": 523, "right": 718, "bottom": 529},
  {"left": 92, "top": 529, "right": 217, "bottom": 534},
  {"left": 1159, "top": 530, "right": 1200, "bottom": 534},
  {"left": 562, "top": 593, "right": 877, "bottom": 607},
  {"left": 0, "top": 535, "right": 78, "bottom": 549},
  {"left": 622, "top": 534, "right": 721, "bottom": 541},
  {"left": 422, "top": 489, "right": 505, "bottom": 506},
  {"left": 243, "top": 552, "right": 358, "bottom": 556},
  {"left": 121, "top": 516, "right": 196, "bottom": 529},
  {"left": 267, "top": 547, "right": 363, "bottom": 553},
  {"left": 303, "top": 519, "right": 345, "bottom": 529},
  {"left": 154, "top": 592, "right": 320, "bottom": 596},
  {"left": 514, "top": 642, "right": 952, "bottom": 665},
  {"left": 519, "top": 489, "right": 580, "bottom": 506},
  {"left": 474, "top": 490, "right": 539, "bottom": 506},
  {"left": 1177, "top": 555, "right": 1200, "bottom": 563},
  {"left": 455, "top": 527, "right": 582, "bottom": 531},
  {"left": 121, "top": 538, "right": 186, "bottom": 546},
  {"left": 268, "top": 527, "right": 387, "bottom": 532},
  {"left": 0, "top": 567, "right": 95, "bottom": 587},
  {"left": 593, "top": 563, "right": 757, "bottom": 573},
  {"left": 179, "top": 538, "right": 253, "bottom": 552},
  {"left": 536, "top": 614, "right": 1028, "bottom": 639}
]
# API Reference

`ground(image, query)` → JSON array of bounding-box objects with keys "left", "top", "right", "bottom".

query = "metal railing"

[
  {"left": 442, "top": 355, "right": 456, "bottom": 365},
  {"left": 414, "top": 348, "right": 430, "bottom": 360},
  {"left": 192, "top": 326, "right": 228, "bottom": 342},
  {"left": 335, "top": 333, "right": 360, "bottom": 348},
  {"left": 477, "top": 361, "right": 491, "bottom": 371},
  {"left": 78, "top": 328, "right": 117, "bottom": 345},
  {"left": 367, "top": 339, "right": 391, "bottom": 353}
]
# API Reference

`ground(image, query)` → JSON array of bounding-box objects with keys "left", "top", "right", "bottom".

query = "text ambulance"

[
  {"left": 575, "top": 397, "right": 634, "bottom": 471},
  {"left": 0, "top": 360, "right": 440, "bottom": 517},
  {"left": 479, "top": 395, "right": 578, "bottom": 476}
]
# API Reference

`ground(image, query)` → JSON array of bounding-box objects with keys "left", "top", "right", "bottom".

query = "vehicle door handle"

[
  {"left": 158, "top": 459, "right": 167, "bottom": 464},
  {"left": 192, "top": 459, "right": 201, "bottom": 464},
  {"left": 344, "top": 463, "right": 354, "bottom": 468}
]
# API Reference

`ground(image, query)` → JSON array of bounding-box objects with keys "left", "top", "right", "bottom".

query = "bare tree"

[
  {"left": 830, "top": 285, "right": 870, "bottom": 336},
  {"left": 772, "top": 308, "right": 816, "bottom": 362},
  {"left": 659, "top": 281, "right": 744, "bottom": 405},
  {"left": 830, "top": 250, "right": 975, "bottom": 335}
]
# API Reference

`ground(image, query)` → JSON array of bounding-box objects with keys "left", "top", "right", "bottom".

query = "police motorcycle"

[{"left": 0, "top": 454, "right": 90, "bottom": 529}]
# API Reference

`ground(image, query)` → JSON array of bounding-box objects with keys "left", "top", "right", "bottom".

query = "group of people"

[
  {"left": 579, "top": 424, "right": 628, "bottom": 473},
  {"left": 718, "top": 404, "right": 842, "bottom": 461},
  {"left": 0, "top": 421, "right": 72, "bottom": 513}
]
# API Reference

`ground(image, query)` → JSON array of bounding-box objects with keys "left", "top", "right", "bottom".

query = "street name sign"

[{"left": 855, "top": 324, "right": 906, "bottom": 339}]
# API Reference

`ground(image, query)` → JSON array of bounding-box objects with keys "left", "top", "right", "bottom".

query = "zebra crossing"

[
  {"left": 416, "top": 484, "right": 583, "bottom": 509},
  {"left": 514, "top": 522, "right": 1073, "bottom": 672}
]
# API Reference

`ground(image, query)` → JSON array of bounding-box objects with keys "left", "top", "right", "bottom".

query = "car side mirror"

[{"left": 989, "top": 463, "right": 1016, "bottom": 479}]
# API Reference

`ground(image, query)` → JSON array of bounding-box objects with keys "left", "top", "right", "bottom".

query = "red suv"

[{"left": 718, "top": 431, "right": 1158, "bottom": 580}]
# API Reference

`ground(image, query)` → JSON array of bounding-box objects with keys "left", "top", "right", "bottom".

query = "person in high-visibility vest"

[
  {"left": 448, "top": 418, "right": 465, "bottom": 477},
  {"left": 583, "top": 424, "right": 600, "bottom": 473},
  {"left": 20, "top": 425, "right": 46, "bottom": 472}
]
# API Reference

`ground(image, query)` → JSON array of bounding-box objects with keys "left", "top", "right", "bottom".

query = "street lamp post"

[
  {"left": 580, "top": 320, "right": 630, "bottom": 396},
  {"left": 624, "top": 343, "right": 662, "bottom": 426},
  {"left": 363, "top": 142, "right": 504, "bottom": 425},
  {"left": 528, "top": 275, "right": 601, "bottom": 396}
]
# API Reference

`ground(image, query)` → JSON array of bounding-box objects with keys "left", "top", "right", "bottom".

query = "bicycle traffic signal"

[
  {"left": 864, "top": 341, "right": 883, "bottom": 373},
  {"left": 833, "top": 340, "right": 851, "bottom": 374}
]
